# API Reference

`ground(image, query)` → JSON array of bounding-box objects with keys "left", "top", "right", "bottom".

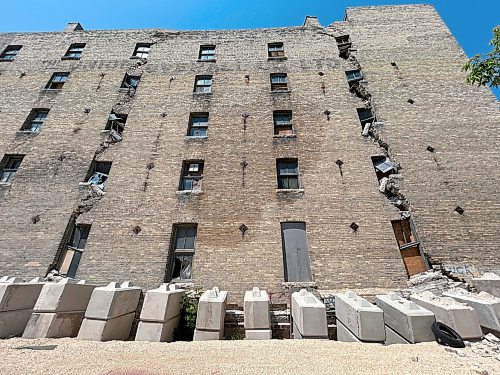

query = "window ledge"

[
  {"left": 176, "top": 190, "right": 203, "bottom": 196},
  {"left": 118, "top": 88, "right": 135, "bottom": 93},
  {"left": 0, "top": 58, "right": 14, "bottom": 62},
  {"left": 170, "top": 281, "right": 194, "bottom": 288},
  {"left": 281, "top": 281, "right": 317, "bottom": 290},
  {"left": 273, "top": 134, "right": 296, "bottom": 139},
  {"left": 61, "top": 56, "right": 81, "bottom": 61},
  {"left": 0, "top": 182, "right": 12, "bottom": 187},
  {"left": 193, "top": 92, "right": 212, "bottom": 96},
  {"left": 42, "top": 89, "right": 62, "bottom": 93},
  {"left": 185, "top": 136, "right": 208, "bottom": 140},
  {"left": 196, "top": 59, "right": 216, "bottom": 63},
  {"left": 276, "top": 188, "right": 304, "bottom": 193},
  {"left": 16, "top": 130, "right": 39, "bottom": 135},
  {"left": 268, "top": 56, "right": 287, "bottom": 61},
  {"left": 270, "top": 89, "right": 291, "bottom": 94},
  {"left": 130, "top": 56, "right": 147, "bottom": 60}
]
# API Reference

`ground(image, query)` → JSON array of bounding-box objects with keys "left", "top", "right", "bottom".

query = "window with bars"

[
  {"left": 188, "top": 113, "right": 209, "bottom": 137},
  {"left": 120, "top": 74, "right": 140, "bottom": 90},
  {"left": 194, "top": 75, "right": 213, "bottom": 94},
  {"left": 180, "top": 161, "right": 204, "bottom": 191},
  {"left": 198, "top": 45, "right": 216, "bottom": 61},
  {"left": 58, "top": 224, "right": 91, "bottom": 278},
  {"left": 132, "top": 43, "right": 151, "bottom": 59},
  {"left": 273, "top": 111, "right": 293, "bottom": 136},
  {"left": 0, "top": 45, "right": 22, "bottom": 61},
  {"left": 169, "top": 224, "right": 197, "bottom": 281},
  {"left": 277, "top": 158, "right": 300, "bottom": 189},
  {"left": 20, "top": 109, "right": 49, "bottom": 133},
  {"left": 268, "top": 42, "right": 285, "bottom": 57},
  {"left": 62, "top": 43, "right": 85, "bottom": 59},
  {"left": 270, "top": 73, "right": 288, "bottom": 91},
  {"left": 0, "top": 154, "right": 24, "bottom": 184},
  {"left": 45, "top": 72, "right": 69, "bottom": 90}
]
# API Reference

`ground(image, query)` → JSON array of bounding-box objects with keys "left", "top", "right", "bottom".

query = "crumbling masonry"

[{"left": 0, "top": 5, "right": 498, "bottom": 303}]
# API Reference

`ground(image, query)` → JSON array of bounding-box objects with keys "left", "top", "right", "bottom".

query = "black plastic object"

[{"left": 431, "top": 321, "right": 465, "bottom": 348}]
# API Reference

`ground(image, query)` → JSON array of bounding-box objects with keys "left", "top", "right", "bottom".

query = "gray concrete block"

[
  {"left": 291, "top": 289, "right": 328, "bottom": 339},
  {"left": 244, "top": 287, "right": 271, "bottom": 330},
  {"left": 411, "top": 291, "right": 482, "bottom": 339},
  {"left": 195, "top": 287, "right": 227, "bottom": 332},
  {"left": 472, "top": 273, "right": 500, "bottom": 297},
  {"left": 77, "top": 312, "right": 135, "bottom": 341},
  {"left": 376, "top": 293, "right": 435, "bottom": 343},
  {"left": 193, "top": 329, "right": 222, "bottom": 341},
  {"left": 443, "top": 289, "right": 500, "bottom": 333},
  {"left": 0, "top": 309, "right": 33, "bottom": 338},
  {"left": 384, "top": 325, "right": 410, "bottom": 345},
  {"left": 22, "top": 311, "right": 84, "bottom": 338},
  {"left": 84, "top": 282, "right": 141, "bottom": 320},
  {"left": 335, "top": 291, "right": 385, "bottom": 342},
  {"left": 34, "top": 279, "right": 95, "bottom": 313},
  {"left": 245, "top": 329, "right": 272, "bottom": 340},
  {"left": 135, "top": 318, "right": 179, "bottom": 342},
  {"left": 139, "top": 283, "right": 184, "bottom": 323},
  {"left": 0, "top": 278, "right": 44, "bottom": 312},
  {"left": 336, "top": 319, "right": 362, "bottom": 342}
]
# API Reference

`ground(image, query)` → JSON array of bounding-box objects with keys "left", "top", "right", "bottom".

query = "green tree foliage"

[{"left": 463, "top": 26, "right": 500, "bottom": 88}]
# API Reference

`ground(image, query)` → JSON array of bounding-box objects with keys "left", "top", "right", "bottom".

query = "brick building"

[{"left": 0, "top": 5, "right": 498, "bottom": 303}]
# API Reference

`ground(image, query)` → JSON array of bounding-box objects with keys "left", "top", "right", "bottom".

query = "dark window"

[
  {"left": 105, "top": 112, "right": 127, "bottom": 136},
  {"left": 281, "top": 222, "right": 312, "bottom": 282},
  {"left": 63, "top": 43, "right": 85, "bottom": 59},
  {"left": 132, "top": 43, "right": 151, "bottom": 59},
  {"left": 0, "top": 45, "right": 22, "bottom": 61},
  {"left": 169, "top": 224, "right": 197, "bottom": 281},
  {"left": 45, "top": 72, "right": 69, "bottom": 90},
  {"left": 20, "top": 109, "right": 49, "bottom": 133},
  {"left": 335, "top": 35, "right": 351, "bottom": 59},
  {"left": 357, "top": 107, "right": 375, "bottom": 127},
  {"left": 198, "top": 45, "right": 216, "bottom": 61},
  {"left": 270, "top": 73, "right": 288, "bottom": 91},
  {"left": 277, "top": 158, "right": 299, "bottom": 189},
  {"left": 391, "top": 219, "right": 427, "bottom": 277},
  {"left": 0, "top": 154, "right": 24, "bottom": 183},
  {"left": 273, "top": 111, "right": 293, "bottom": 136},
  {"left": 83, "top": 161, "right": 112, "bottom": 191},
  {"left": 188, "top": 113, "right": 209, "bottom": 137},
  {"left": 194, "top": 75, "right": 212, "bottom": 94},
  {"left": 120, "top": 74, "right": 140, "bottom": 90},
  {"left": 58, "top": 224, "right": 91, "bottom": 278},
  {"left": 180, "top": 161, "right": 204, "bottom": 191},
  {"left": 371, "top": 155, "right": 396, "bottom": 181},
  {"left": 268, "top": 42, "right": 284, "bottom": 57},
  {"left": 346, "top": 70, "right": 363, "bottom": 84}
]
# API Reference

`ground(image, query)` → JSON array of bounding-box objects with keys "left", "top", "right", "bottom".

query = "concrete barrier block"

[
  {"left": 336, "top": 319, "right": 362, "bottom": 342},
  {"left": 335, "top": 291, "right": 385, "bottom": 342},
  {"left": 135, "top": 318, "right": 180, "bottom": 342},
  {"left": 77, "top": 312, "right": 135, "bottom": 341},
  {"left": 245, "top": 329, "right": 272, "bottom": 340},
  {"left": 376, "top": 293, "right": 435, "bottom": 343},
  {"left": 194, "top": 287, "right": 227, "bottom": 340},
  {"left": 291, "top": 289, "right": 328, "bottom": 339},
  {"left": 34, "top": 279, "right": 95, "bottom": 313},
  {"left": 84, "top": 282, "right": 141, "bottom": 320},
  {"left": 244, "top": 287, "right": 271, "bottom": 330},
  {"left": 411, "top": 291, "right": 483, "bottom": 339},
  {"left": 0, "top": 309, "right": 33, "bottom": 338},
  {"left": 443, "top": 289, "right": 500, "bottom": 332},
  {"left": 139, "top": 283, "right": 184, "bottom": 323},
  {"left": 472, "top": 273, "right": 500, "bottom": 297},
  {"left": 22, "top": 311, "right": 84, "bottom": 338},
  {"left": 193, "top": 329, "right": 222, "bottom": 341},
  {"left": 0, "top": 278, "right": 44, "bottom": 312},
  {"left": 384, "top": 325, "right": 410, "bottom": 345}
]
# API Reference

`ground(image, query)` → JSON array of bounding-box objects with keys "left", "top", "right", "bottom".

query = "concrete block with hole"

[
  {"left": 244, "top": 287, "right": 271, "bottom": 340},
  {"left": 22, "top": 279, "right": 95, "bottom": 339},
  {"left": 193, "top": 287, "right": 227, "bottom": 341},
  {"left": 335, "top": 291, "right": 385, "bottom": 342},
  {"left": 443, "top": 289, "right": 500, "bottom": 333},
  {"left": 472, "top": 273, "right": 500, "bottom": 297},
  {"left": 291, "top": 289, "right": 328, "bottom": 339},
  {"left": 376, "top": 293, "right": 435, "bottom": 343},
  {"left": 411, "top": 291, "right": 482, "bottom": 339},
  {"left": 77, "top": 282, "right": 141, "bottom": 341},
  {"left": 0, "top": 276, "right": 44, "bottom": 338},
  {"left": 135, "top": 283, "right": 184, "bottom": 342}
]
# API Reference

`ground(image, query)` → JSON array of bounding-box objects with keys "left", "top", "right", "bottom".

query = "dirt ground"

[{"left": 1, "top": 338, "right": 498, "bottom": 375}]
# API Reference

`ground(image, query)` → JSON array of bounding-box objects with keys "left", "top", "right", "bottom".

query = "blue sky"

[{"left": 1, "top": 0, "right": 499, "bottom": 97}]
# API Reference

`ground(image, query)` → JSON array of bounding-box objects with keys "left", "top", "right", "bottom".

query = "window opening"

[
  {"left": 180, "top": 161, "right": 204, "bottom": 191},
  {"left": 277, "top": 158, "right": 299, "bottom": 189},
  {"left": 198, "top": 45, "right": 216, "bottom": 61},
  {"left": 268, "top": 42, "right": 285, "bottom": 57},
  {"left": 188, "top": 113, "right": 209, "bottom": 137},
  {"left": 0, "top": 155, "right": 24, "bottom": 183},
  {"left": 194, "top": 75, "right": 213, "bottom": 93},
  {"left": 273, "top": 111, "right": 293, "bottom": 136},
  {"left": 169, "top": 224, "right": 197, "bottom": 281},
  {"left": 270, "top": 73, "right": 288, "bottom": 91}
]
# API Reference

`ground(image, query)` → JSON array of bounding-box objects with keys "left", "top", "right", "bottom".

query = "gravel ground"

[{"left": 1, "top": 338, "right": 499, "bottom": 375}]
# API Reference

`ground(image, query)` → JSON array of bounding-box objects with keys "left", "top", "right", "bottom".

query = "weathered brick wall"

[{"left": 0, "top": 5, "right": 497, "bottom": 304}]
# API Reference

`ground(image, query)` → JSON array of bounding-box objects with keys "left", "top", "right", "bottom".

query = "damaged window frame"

[
  {"left": 391, "top": 218, "right": 428, "bottom": 277},
  {"left": 132, "top": 43, "right": 151, "bottom": 59},
  {"left": 0, "top": 154, "right": 24, "bottom": 184},
  {"left": 81, "top": 160, "right": 112, "bottom": 192},
  {"left": 371, "top": 155, "right": 397, "bottom": 182},
  {"left": 103, "top": 112, "right": 127, "bottom": 141},
  {"left": 45, "top": 72, "right": 69, "bottom": 90},
  {"left": 193, "top": 75, "right": 213, "bottom": 94},
  {"left": 19, "top": 109, "right": 49, "bottom": 134},
  {"left": 270, "top": 73, "right": 289, "bottom": 91},
  {"left": 335, "top": 35, "right": 352, "bottom": 59},
  {"left": 0, "top": 45, "right": 22, "bottom": 61},
  {"left": 268, "top": 42, "right": 285, "bottom": 58},
  {"left": 273, "top": 110, "right": 294, "bottom": 136},
  {"left": 62, "top": 43, "right": 86, "bottom": 60},
  {"left": 179, "top": 161, "right": 204, "bottom": 192},
  {"left": 168, "top": 224, "right": 198, "bottom": 281},
  {"left": 120, "top": 73, "right": 140, "bottom": 91},
  {"left": 276, "top": 158, "right": 300, "bottom": 189},
  {"left": 57, "top": 223, "right": 91, "bottom": 278},
  {"left": 198, "top": 45, "right": 216, "bottom": 61},
  {"left": 357, "top": 107, "right": 375, "bottom": 132},
  {"left": 187, "top": 113, "right": 209, "bottom": 137},
  {"left": 345, "top": 69, "right": 363, "bottom": 86}
]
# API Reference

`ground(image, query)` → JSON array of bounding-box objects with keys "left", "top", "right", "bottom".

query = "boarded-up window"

[
  {"left": 281, "top": 222, "right": 312, "bottom": 282},
  {"left": 391, "top": 219, "right": 426, "bottom": 277},
  {"left": 58, "top": 224, "right": 91, "bottom": 278}
]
